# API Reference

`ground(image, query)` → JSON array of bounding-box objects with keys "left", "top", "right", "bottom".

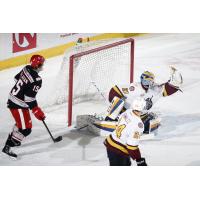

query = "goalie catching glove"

[
  {"left": 168, "top": 66, "right": 183, "bottom": 88},
  {"left": 162, "top": 66, "right": 183, "bottom": 96},
  {"left": 32, "top": 106, "right": 45, "bottom": 120}
]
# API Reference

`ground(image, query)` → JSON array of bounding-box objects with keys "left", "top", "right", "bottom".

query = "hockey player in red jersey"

[
  {"left": 2, "top": 54, "right": 46, "bottom": 158},
  {"left": 104, "top": 97, "right": 147, "bottom": 166}
]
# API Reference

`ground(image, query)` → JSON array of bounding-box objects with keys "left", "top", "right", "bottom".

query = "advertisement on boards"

[{"left": 12, "top": 33, "right": 37, "bottom": 53}]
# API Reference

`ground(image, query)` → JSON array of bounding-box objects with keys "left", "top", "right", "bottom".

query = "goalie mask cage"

[{"left": 68, "top": 38, "right": 135, "bottom": 126}]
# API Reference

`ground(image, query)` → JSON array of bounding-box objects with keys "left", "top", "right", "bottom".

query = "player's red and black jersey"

[{"left": 7, "top": 65, "right": 42, "bottom": 109}]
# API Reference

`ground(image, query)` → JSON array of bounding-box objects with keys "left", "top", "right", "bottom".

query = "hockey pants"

[{"left": 106, "top": 148, "right": 131, "bottom": 166}]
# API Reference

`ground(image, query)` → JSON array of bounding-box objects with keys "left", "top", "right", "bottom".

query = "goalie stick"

[
  {"left": 73, "top": 81, "right": 109, "bottom": 130},
  {"left": 90, "top": 81, "right": 109, "bottom": 105},
  {"left": 76, "top": 124, "right": 89, "bottom": 130},
  {"left": 42, "top": 120, "right": 63, "bottom": 143},
  {"left": 76, "top": 81, "right": 120, "bottom": 131}
]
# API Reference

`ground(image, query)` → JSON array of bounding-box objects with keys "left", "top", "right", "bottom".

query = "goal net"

[{"left": 47, "top": 38, "right": 134, "bottom": 126}]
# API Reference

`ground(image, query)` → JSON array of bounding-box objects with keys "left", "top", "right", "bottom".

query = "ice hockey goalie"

[{"left": 76, "top": 66, "right": 183, "bottom": 136}]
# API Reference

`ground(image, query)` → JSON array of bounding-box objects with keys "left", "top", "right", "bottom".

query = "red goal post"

[{"left": 68, "top": 38, "right": 135, "bottom": 126}]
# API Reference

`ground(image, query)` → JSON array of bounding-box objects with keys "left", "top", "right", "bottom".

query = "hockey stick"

[
  {"left": 76, "top": 124, "right": 89, "bottom": 130},
  {"left": 42, "top": 120, "right": 63, "bottom": 143},
  {"left": 74, "top": 82, "right": 109, "bottom": 131},
  {"left": 90, "top": 81, "right": 109, "bottom": 105}
]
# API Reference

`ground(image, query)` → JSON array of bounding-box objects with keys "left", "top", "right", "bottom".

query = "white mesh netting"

[{"left": 45, "top": 39, "right": 133, "bottom": 110}]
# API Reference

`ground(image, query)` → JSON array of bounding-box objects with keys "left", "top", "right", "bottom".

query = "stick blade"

[{"left": 54, "top": 136, "right": 63, "bottom": 143}]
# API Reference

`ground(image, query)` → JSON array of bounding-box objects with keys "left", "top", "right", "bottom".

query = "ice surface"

[{"left": 1, "top": 33, "right": 200, "bottom": 166}]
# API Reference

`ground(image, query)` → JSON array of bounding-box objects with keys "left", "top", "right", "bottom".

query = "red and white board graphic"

[{"left": 13, "top": 33, "right": 37, "bottom": 53}]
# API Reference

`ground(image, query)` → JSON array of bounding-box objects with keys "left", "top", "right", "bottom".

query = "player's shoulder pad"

[
  {"left": 137, "top": 121, "right": 144, "bottom": 129},
  {"left": 134, "top": 114, "right": 144, "bottom": 130}
]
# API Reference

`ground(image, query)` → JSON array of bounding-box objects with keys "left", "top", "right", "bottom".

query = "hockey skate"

[{"left": 2, "top": 145, "right": 17, "bottom": 158}]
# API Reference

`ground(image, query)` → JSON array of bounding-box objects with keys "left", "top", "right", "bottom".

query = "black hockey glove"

[
  {"left": 136, "top": 158, "right": 147, "bottom": 166},
  {"left": 145, "top": 98, "right": 153, "bottom": 110}
]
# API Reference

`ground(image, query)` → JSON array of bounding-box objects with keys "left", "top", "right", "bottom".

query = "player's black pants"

[{"left": 106, "top": 148, "right": 131, "bottom": 166}]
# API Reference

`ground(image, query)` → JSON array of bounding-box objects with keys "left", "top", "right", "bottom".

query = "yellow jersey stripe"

[
  {"left": 126, "top": 145, "right": 139, "bottom": 151},
  {"left": 162, "top": 86, "right": 168, "bottom": 97},
  {"left": 106, "top": 136, "right": 128, "bottom": 154},
  {"left": 95, "top": 123, "right": 116, "bottom": 129}
]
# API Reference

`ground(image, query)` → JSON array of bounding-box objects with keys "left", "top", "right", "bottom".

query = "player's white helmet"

[{"left": 131, "top": 97, "right": 146, "bottom": 112}]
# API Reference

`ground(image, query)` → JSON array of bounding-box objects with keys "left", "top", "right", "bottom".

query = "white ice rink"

[{"left": 1, "top": 33, "right": 200, "bottom": 166}]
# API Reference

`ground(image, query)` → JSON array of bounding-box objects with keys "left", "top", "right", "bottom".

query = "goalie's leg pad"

[
  {"left": 108, "top": 86, "right": 124, "bottom": 102},
  {"left": 88, "top": 120, "right": 116, "bottom": 136},
  {"left": 76, "top": 115, "right": 116, "bottom": 136},
  {"left": 93, "top": 121, "right": 116, "bottom": 132},
  {"left": 106, "top": 96, "right": 125, "bottom": 121}
]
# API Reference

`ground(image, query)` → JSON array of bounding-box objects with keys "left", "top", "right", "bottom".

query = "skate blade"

[{"left": 1, "top": 151, "right": 18, "bottom": 160}]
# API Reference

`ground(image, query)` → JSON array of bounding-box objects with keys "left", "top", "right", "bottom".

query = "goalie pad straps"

[{"left": 106, "top": 96, "right": 125, "bottom": 121}]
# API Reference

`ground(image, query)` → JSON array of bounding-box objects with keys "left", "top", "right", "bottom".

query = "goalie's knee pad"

[{"left": 106, "top": 96, "right": 125, "bottom": 121}]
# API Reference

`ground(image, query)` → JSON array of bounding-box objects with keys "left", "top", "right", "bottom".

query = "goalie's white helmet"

[
  {"left": 131, "top": 97, "right": 146, "bottom": 112},
  {"left": 140, "top": 71, "right": 155, "bottom": 89}
]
